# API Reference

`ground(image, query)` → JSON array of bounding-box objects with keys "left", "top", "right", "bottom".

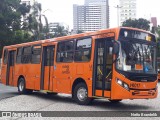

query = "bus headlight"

[
  {"left": 124, "top": 83, "right": 129, "bottom": 91},
  {"left": 116, "top": 78, "right": 130, "bottom": 91},
  {"left": 117, "top": 79, "right": 123, "bottom": 86}
]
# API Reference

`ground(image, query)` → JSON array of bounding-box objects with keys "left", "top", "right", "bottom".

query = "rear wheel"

[
  {"left": 18, "top": 78, "right": 32, "bottom": 94},
  {"left": 74, "top": 83, "right": 92, "bottom": 105}
]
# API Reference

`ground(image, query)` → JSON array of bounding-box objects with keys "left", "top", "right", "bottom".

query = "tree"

[
  {"left": 156, "top": 26, "right": 160, "bottom": 57},
  {"left": 122, "top": 18, "right": 150, "bottom": 31},
  {"left": 156, "top": 26, "right": 160, "bottom": 41},
  {"left": 27, "top": 2, "right": 49, "bottom": 40},
  {"left": 151, "top": 26, "right": 156, "bottom": 34},
  {"left": 0, "top": 0, "right": 32, "bottom": 57},
  {"left": 15, "top": 1, "right": 49, "bottom": 41},
  {"left": 53, "top": 24, "right": 69, "bottom": 37}
]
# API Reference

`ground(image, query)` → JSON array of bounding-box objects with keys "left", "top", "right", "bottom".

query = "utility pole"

[{"left": 114, "top": 5, "right": 122, "bottom": 27}]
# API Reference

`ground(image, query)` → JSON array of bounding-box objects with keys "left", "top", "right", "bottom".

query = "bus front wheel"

[
  {"left": 74, "top": 83, "right": 92, "bottom": 105},
  {"left": 18, "top": 78, "right": 32, "bottom": 94}
]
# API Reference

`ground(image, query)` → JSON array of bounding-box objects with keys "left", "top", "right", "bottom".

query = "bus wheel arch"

[
  {"left": 72, "top": 78, "right": 92, "bottom": 105},
  {"left": 17, "top": 75, "right": 25, "bottom": 86},
  {"left": 17, "top": 76, "right": 32, "bottom": 94},
  {"left": 72, "top": 78, "right": 86, "bottom": 97}
]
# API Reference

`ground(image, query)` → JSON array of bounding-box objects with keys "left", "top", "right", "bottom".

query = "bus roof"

[{"left": 4, "top": 27, "right": 154, "bottom": 49}]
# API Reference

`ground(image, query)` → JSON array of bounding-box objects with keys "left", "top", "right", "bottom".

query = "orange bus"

[{"left": 0, "top": 27, "right": 158, "bottom": 105}]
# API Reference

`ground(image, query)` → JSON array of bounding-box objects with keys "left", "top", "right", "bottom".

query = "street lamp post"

[{"left": 114, "top": 5, "right": 122, "bottom": 27}]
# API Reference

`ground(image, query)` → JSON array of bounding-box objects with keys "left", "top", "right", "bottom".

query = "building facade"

[
  {"left": 73, "top": 0, "right": 109, "bottom": 33},
  {"left": 48, "top": 22, "right": 69, "bottom": 35},
  {"left": 119, "top": 0, "right": 137, "bottom": 26},
  {"left": 151, "top": 17, "right": 157, "bottom": 27}
]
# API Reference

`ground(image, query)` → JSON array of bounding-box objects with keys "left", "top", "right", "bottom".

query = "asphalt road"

[
  {"left": 0, "top": 83, "right": 18, "bottom": 100},
  {"left": 0, "top": 82, "right": 160, "bottom": 119}
]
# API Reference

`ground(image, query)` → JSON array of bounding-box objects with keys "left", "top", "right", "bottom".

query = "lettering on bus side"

[
  {"left": 130, "top": 83, "right": 140, "bottom": 88},
  {"left": 62, "top": 65, "right": 70, "bottom": 74}
]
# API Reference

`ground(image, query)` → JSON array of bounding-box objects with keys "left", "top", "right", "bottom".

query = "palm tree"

[{"left": 26, "top": 1, "right": 49, "bottom": 40}]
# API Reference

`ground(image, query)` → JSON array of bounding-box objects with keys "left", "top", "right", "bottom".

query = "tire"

[
  {"left": 73, "top": 83, "right": 92, "bottom": 105},
  {"left": 18, "top": 78, "right": 32, "bottom": 94},
  {"left": 109, "top": 99, "right": 122, "bottom": 103}
]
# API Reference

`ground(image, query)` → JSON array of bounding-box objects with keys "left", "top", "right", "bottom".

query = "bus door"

[
  {"left": 41, "top": 45, "right": 55, "bottom": 91},
  {"left": 1, "top": 49, "right": 8, "bottom": 84},
  {"left": 6, "top": 50, "right": 16, "bottom": 86},
  {"left": 93, "top": 38, "right": 113, "bottom": 97}
]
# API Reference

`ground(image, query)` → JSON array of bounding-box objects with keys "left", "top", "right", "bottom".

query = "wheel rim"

[
  {"left": 77, "top": 87, "right": 87, "bottom": 101},
  {"left": 19, "top": 81, "right": 24, "bottom": 92}
]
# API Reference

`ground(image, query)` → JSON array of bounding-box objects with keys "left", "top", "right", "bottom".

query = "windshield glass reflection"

[{"left": 116, "top": 41, "right": 156, "bottom": 74}]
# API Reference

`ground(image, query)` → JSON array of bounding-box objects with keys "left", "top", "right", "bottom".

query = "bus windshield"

[{"left": 116, "top": 39, "right": 156, "bottom": 74}]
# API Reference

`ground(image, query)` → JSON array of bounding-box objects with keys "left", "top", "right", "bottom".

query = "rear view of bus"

[{"left": 110, "top": 28, "right": 158, "bottom": 100}]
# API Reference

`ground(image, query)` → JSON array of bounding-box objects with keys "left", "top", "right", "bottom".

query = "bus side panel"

[
  {"left": 1, "top": 64, "right": 7, "bottom": 85},
  {"left": 24, "top": 64, "right": 34, "bottom": 90},
  {"left": 54, "top": 63, "right": 73, "bottom": 94},
  {"left": 30, "top": 64, "right": 41, "bottom": 90},
  {"left": 14, "top": 64, "right": 34, "bottom": 89},
  {"left": 71, "top": 62, "right": 93, "bottom": 97},
  {"left": 14, "top": 64, "right": 22, "bottom": 86},
  {"left": 1, "top": 49, "right": 7, "bottom": 85}
]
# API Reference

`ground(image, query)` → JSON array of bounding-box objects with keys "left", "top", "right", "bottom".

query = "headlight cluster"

[{"left": 116, "top": 78, "right": 130, "bottom": 91}]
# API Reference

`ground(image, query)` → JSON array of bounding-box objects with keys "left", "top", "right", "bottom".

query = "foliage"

[
  {"left": 0, "top": 0, "right": 50, "bottom": 57},
  {"left": 151, "top": 27, "right": 156, "bottom": 34},
  {"left": 53, "top": 24, "right": 69, "bottom": 37},
  {"left": 0, "top": 0, "right": 31, "bottom": 57},
  {"left": 153, "top": 26, "right": 160, "bottom": 57},
  {"left": 156, "top": 26, "right": 160, "bottom": 41},
  {"left": 122, "top": 18, "right": 150, "bottom": 31},
  {"left": 25, "top": 1, "right": 49, "bottom": 40}
]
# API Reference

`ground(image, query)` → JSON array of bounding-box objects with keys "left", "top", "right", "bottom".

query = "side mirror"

[{"left": 113, "top": 41, "right": 119, "bottom": 55}]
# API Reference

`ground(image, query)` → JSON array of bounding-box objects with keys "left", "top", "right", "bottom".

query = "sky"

[{"left": 36, "top": 0, "right": 160, "bottom": 29}]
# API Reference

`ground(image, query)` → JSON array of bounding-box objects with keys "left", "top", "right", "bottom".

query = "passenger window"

[
  {"left": 75, "top": 38, "right": 92, "bottom": 62},
  {"left": 3, "top": 49, "right": 8, "bottom": 64},
  {"left": 77, "top": 38, "right": 91, "bottom": 49},
  {"left": 31, "top": 45, "right": 41, "bottom": 64},
  {"left": 16, "top": 47, "right": 22, "bottom": 63},
  {"left": 22, "top": 46, "right": 31, "bottom": 64},
  {"left": 57, "top": 40, "right": 74, "bottom": 62},
  {"left": 23, "top": 46, "right": 31, "bottom": 55}
]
